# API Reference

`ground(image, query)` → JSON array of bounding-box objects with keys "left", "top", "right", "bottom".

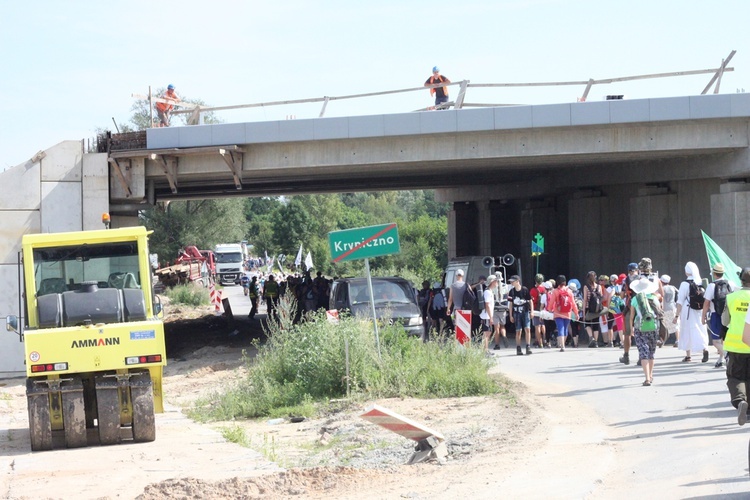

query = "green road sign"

[
  {"left": 329, "top": 223, "right": 400, "bottom": 263},
  {"left": 534, "top": 233, "right": 545, "bottom": 253}
]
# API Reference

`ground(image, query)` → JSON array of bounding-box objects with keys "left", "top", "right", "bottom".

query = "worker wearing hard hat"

[
  {"left": 424, "top": 67, "right": 451, "bottom": 108},
  {"left": 156, "top": 84, "right": 180, "bottom": 127}
]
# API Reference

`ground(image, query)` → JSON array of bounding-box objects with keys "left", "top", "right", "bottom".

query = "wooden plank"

[
  {"left": 171, "top": 81, "right": 469, "bottom": 115},
  {"left": 150, "top": 154, "right": 178, "bottom": 194},
  {"left": 219, "top": 149, "right": 243, "bottom": 190},
  {"left": 702, "top": 50, "right": 736, "bottom": 94},
  {"left": 107, "top": 158, "right": 133, "bottom": 198},
  {"left": 131, "top": 94, "right": 199, "bottom": 109},
  {"left": 110, "top": 145, "right": 245, "bottom": 159}
]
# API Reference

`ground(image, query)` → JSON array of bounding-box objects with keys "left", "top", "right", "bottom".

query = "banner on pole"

[
  {"left": 294, "top": 244, "right": 303, "bottom": 267},
  {"left": 702, "top": 230, "right": 741, "bottom": 288}
]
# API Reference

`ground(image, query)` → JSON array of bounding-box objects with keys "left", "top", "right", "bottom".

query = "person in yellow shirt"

[{"left": 722, "top": 267, "right": 750, "bottom": 425}]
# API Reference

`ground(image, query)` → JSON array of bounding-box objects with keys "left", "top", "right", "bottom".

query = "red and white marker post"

[{"left": 454, "top": 309, "right": 472, "bottom": 345}]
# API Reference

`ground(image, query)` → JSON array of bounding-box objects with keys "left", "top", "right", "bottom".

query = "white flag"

[
  {"left": 294, "top": 244, "right": 303, "bottom": 267},
  {"left": 304, "top": 251, "right": 314, "bottom": 270}
]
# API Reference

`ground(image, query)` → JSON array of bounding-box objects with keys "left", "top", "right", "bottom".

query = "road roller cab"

[{"left": 5, "top": 226, "right": 166, "bottom": 451}]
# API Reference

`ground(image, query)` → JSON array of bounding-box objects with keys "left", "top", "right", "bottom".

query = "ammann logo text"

[
  {"left": 333, "top": 236, "right": 395, "bottom": 252},
  {"left": 71, "top": 337, "right": 120, "bottom": 348}
]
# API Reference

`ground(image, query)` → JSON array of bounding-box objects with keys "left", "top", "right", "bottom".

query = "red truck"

[{"left": 154, "top": 246, "right": 216, "bottom": 288}]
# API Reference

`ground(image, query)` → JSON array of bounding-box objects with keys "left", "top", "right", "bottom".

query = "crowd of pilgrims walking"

[
  {"left": 241, "top": 259, "right": 332, "bottom": 323},
  {"left": 418, "top": 257, "right": 736, "bottom": 390},
  {"left": 240, "top": 251, "right": 750, "bottom": 426}
]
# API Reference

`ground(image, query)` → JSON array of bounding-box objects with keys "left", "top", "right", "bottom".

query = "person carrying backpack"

[
  {"left": 508, "top": 275, "right": 533, "bottom": 356},
  {"left": 471, "top": 276, "right": 487, "bottom": 336},
  {"left": 427, "top": 281, "right": 448, "bottom": 339},
  {"left": 583, "top": 271, "right": 604, "bottom": 348},
  {"left": 629, "top": 277, "right": 662, "bottom": 386},
  {"left": 674, "top": 261, "right": 710, "bottom": 363},
  {"left": 546, "top": 275, "right": 579, "bottom": 352},
  {"left": 702, "top": 263, "right": 734, "bottom": 367}
]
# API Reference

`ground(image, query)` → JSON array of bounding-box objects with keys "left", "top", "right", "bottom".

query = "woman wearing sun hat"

[{"left": 629, "top": 276, "right": 662, "bottom": 385}]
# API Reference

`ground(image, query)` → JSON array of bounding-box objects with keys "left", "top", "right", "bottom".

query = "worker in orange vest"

[
  {"left": 155, "top": 84, "right": 180, "bottom": 127},
  {"left": 424, "top": 67, "right": 451, "bottom": 108}
]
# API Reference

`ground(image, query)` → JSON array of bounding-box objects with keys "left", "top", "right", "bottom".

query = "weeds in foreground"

[
  {"left": 165, "top": 283, "right": 210, "bottom": 306},
  {"left": 190, "top": 311, "right": 502, "bottom": 423}
]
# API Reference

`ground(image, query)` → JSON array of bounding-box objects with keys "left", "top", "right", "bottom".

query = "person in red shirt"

[
  {"left": 529, "top": 274, "right": 547, "bottom": 347},
  {"left": 547, "top": 275, "right": 579, "bottom": 352},
  {"left": 155, "top": 84, "right": 180, "bottom": 127}
]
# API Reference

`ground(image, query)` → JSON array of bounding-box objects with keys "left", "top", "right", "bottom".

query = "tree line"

[{"left": 141, "top": 192, "right": 449, "bottom": 284}]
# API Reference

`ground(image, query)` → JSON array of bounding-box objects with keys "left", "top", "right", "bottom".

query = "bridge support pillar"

[
  {"left": 477, "top": 201, "right": 491, "bottom": 257},
  {"left": 629, "top": 190, "right": 680, "bottom": 276},
  {"left": 711, "top": 181, "right": 750, "bottom": 267},
  {"left": 447, "top": 209, "right": 457, "bottom": 260}
]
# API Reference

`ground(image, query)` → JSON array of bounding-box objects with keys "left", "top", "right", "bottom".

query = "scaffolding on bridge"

[{"left": 131, "top": 50, "right": 736, "bottom": 127}]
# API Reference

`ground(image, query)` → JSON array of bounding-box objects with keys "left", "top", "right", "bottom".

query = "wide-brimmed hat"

[
  {"left": 487, "top": 275, "right": 498, "bottom": 285},
  {"left": 712, "top": 263, "right": 725, "bottom": 274},
  {"left": 568, "top": 282, "right": 578, "bottom": 291},
  {"left": 630, "top": 277, "right": 658, "bottom": 295}
]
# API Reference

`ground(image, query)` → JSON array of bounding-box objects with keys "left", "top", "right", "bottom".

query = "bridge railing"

[{"left": 164, "top": 50, "right": 735, "bottom": 125}]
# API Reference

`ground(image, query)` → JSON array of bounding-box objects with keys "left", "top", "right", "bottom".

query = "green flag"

[{"left": 701, "top": 230, "right": 741, "bottom": 288}]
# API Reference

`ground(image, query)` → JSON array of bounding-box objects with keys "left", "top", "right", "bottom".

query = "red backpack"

[{"left": 557, "top": 289, "right": 573, "bottom": 315}]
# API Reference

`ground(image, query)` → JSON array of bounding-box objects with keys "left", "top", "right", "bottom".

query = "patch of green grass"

[
  {"left": 489, "top": 373, "right": 519, "bottom": 405},
  {"left": 219, "top": 424, "right": 249, "bottom": 447},
  {"left": 218, "top": 425, "right": 283, "bottom": 465},
  {"left": 190, "top": 309, "right": 500, "bottom": 423},
  {"left": 165, "top": 284, "right": 209, "bottom": 306}
]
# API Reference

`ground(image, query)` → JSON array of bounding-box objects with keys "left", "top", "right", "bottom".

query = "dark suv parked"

[{"left": 329, "top": 277, "right": 423, "bottom": 337}]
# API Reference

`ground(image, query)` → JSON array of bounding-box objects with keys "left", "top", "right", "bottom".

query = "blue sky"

[{"left": 1, "top": 0, "right": 747, "bottom": 169}]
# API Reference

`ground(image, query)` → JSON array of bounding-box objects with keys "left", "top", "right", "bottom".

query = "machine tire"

[
  {"left": 95, "top": 376, "right": 121, "bottom": 445},
  {"left": 130, "top": 372, "right": 155, "bottom": 442},
  {"left": 26, "top": 379, "right": 52, "bottom": 452},
  {"left": 61, "top": 378, "right": 87, "bottom": 448}
]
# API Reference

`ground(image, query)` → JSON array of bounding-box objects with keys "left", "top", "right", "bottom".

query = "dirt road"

[{"left": 3, "top": 287, "right": 746, "bottom": 498}]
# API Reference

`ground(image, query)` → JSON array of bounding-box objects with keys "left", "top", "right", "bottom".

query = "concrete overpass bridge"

[
  {"left": 2, "top": 92, "right": 750, "bottom": 372},
  {"left": 106, "top": 93, "right": 750, "bottom": 277}
]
